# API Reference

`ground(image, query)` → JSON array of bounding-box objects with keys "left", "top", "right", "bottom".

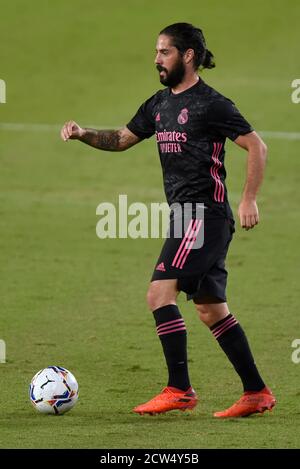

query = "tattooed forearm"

[{"left": 79, "top": 129, "right": 121, "bottom": 151}]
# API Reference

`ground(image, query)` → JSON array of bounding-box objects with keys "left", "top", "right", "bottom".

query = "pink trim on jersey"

[
  {"left": 210, "top": 142, "right": 225, "bottom": 203},
  {"left": 211, "top": 142, "right": 222, "bottom": 201},
  {"left": 178, "top": 219, "right": 203, "bottom": 269}
]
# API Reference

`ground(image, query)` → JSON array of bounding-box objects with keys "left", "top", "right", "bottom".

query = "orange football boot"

[
  {"left": 214, "top": 386, "right": 276, "bottom": 418},
  {"left": 133, "top": 386, "right": 198, "bottom": 415}
]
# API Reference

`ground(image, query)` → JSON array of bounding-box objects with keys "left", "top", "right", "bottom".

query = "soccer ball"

[{"left": 29, "top": 366, "right": 79, "bottom": 415}]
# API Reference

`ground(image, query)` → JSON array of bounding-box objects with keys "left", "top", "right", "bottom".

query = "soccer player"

[{"left": 61, "top": 23, "right": 276, "bottom": 418}]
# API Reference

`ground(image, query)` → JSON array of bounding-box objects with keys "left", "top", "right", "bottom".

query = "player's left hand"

[{"left": 238, "top": 199, "right": 259, "bottom": 230}]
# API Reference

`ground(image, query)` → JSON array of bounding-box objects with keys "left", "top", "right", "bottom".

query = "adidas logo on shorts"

[{"left": 156, "top": 262, "right": 166, "bottom": 272}]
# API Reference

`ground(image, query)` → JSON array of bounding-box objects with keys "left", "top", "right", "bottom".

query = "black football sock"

[
  {"left": 210, "top": 313, "right": 265, "bottom": 392},
  {"left": 153, "top": 304, "right": 191, "bottom": 392}
]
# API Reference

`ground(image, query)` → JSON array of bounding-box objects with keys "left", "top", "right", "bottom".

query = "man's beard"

[{"left": 156, "top": 57, "right": 185, "bottom": 87}]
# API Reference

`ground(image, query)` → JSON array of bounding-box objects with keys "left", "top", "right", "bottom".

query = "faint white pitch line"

[
  {"left": 0, "top": 123, "right": 110, "bottom": 132},
  {"left": 0, "top": 123, "right": 300, "bottom": 140},
  {"left": 259, "top": 131, "right": 300, "bottom": 140}
]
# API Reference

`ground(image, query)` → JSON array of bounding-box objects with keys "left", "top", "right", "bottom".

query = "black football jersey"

[{"left": 127, "top": 78, "right": 253, "bottom": 218}]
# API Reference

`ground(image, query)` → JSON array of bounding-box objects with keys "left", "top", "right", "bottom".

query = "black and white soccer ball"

[{"left": 29, "top": 366, "right": 79, "bottom": 415}]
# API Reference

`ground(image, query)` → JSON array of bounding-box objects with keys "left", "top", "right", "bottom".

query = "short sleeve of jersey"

[
  {"left": 126, "top": 94, "right": 157, "bottom": 140},
  {"left": 207, "top": 99, "right": 253, "bottom": 141}
]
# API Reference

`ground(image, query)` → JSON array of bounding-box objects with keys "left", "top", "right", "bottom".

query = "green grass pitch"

[{"left": 0, "top": 0, "right": 299, "bottom": 449}]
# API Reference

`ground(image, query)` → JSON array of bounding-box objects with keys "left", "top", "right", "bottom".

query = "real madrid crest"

[{"left": 177, "top": 108, "right": 189, "bottom": 124}]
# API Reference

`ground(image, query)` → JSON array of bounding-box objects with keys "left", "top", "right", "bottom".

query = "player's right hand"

[{"left": 61, "top": 120, "right": 85, "bottom": 141}]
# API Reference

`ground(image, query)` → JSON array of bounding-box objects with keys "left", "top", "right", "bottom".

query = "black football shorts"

[{"left": 151, "top": 216, "right": 235, "bottom": 303}]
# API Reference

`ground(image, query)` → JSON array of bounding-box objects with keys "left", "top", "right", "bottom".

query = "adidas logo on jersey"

[{"left": 156, "top": 262, "right": 166, "bottom": 272}]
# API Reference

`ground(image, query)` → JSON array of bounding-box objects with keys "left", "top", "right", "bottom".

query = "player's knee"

[
  {"left": 146, "top": 282, "right": 176, "bottom": 311},
  {"left": 146, "top": 286, "right": 156, "bottom": 310},
  {"left": 146, "top": 284, "right": 166, "bottom": 311},
  {"left": 195, "top": 304, "right": 212, "bottom": 324},
  {"left": 195, "top": 302, "right": 229, "bottom": 327}
]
